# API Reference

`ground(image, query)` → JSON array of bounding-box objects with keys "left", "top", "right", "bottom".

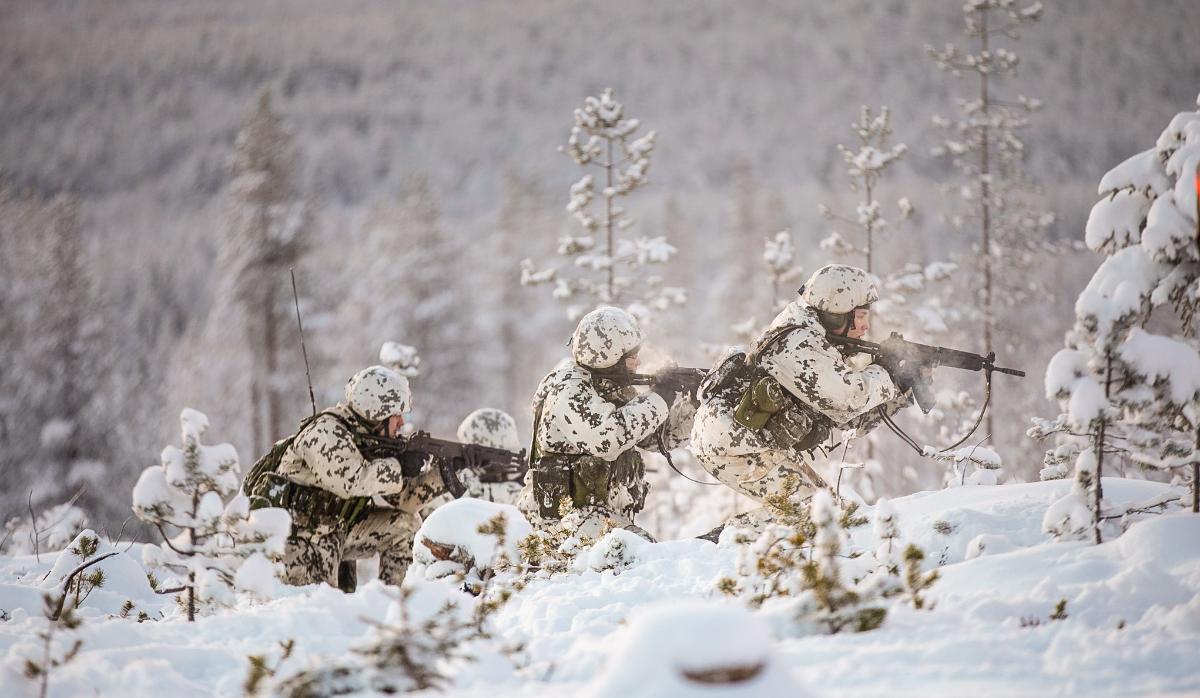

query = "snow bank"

[
  {"left": 586, "top": 600, "right": 806, "bottom": 698},
  {"left": 2, "top": 479, "right": 1196, "bottom": 697}
]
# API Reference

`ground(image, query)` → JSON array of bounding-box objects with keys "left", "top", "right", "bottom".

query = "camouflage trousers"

[
  {"left": 281, "top": 508, "right": 421, "bottom": 588},
  {"left": 694, "top": 449, "right": 823, "bottom": 532}
]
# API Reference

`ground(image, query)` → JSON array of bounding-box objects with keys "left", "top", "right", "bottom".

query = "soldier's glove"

[
  {"left": 651, "top": 372, "right": 680, "bottom": 405},
  {"left": 876, "top": 337, "right": 919, "bottom": 392},
  {"left": 912, "top": 366, "right": 936, "bottom": 414}
]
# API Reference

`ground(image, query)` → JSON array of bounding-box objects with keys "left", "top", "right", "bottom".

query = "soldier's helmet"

[
  {"left": 800, "top": 264, "right": 879, "bottom": 314},
  {"left": 345, "top": 365, "right": 412, "bottom": 424},
  {"left": 456, "top": 408, "right": 520, "bottom": 451},
  {"left": 571, "top": 306, "right": 644, "bottom": 370}
]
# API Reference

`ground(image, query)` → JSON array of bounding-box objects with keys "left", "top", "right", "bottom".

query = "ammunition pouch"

[
  {"left": 532, "top": 450, "right": 646, "bottom": 520},
  {"left": 247, "top": 472, "right": 370, "bottom": 529},
  {"left": 532, "top": 455, "right": 573, "bottom": 519},
  {"left": 732, "top": 374, "right": 830, "bottom": 454},
  {"left": 733, "top": 374, "right": 788, "bottom": 430}
]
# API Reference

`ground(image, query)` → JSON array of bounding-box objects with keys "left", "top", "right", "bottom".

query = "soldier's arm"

[
  {"left": 651, "top": 395, "right": 698, "bottom": 450},
  {"left": 841, "top": 387, "right": 914, "bottom": 435},
  {"left": 381, "top": 464, "right": 450, "bottom": 515},
  {"left": 294, "top": 417, "right": 409, "bottom": 498},
  {"left": 548, "top": 384, "right": 669, "bottom": 461},
  {"left": 763, "top": 328, "right": 900, "bottom": 427}
]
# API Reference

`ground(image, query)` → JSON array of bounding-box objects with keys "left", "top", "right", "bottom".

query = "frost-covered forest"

[
  {"left": 4, "top": 1, "right": 1200, "bottom": 696},
  {"left": 5, "top": 0, "right": 1199, "bottom": 533}
]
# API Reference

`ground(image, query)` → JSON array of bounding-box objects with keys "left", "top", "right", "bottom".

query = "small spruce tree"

[
  {"left": 522, "top": 88, "right": 685, "bottom": 323},
  {"left": 132, "top": 408, "right": 290, "bottom": 620},
  {"left": 1034, "top": 94, "right": 1200, "bottom": 542}
]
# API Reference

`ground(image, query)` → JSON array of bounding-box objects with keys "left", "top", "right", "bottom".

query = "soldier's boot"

[
  {"left": 697, "top": 524, "right": 724, "bottom": 543},
  {"left": 343, "top": 508, "right": 421, "bottom": 586},
  {"left": 336, "top": 561, "right": 358, "bottom": 594}
]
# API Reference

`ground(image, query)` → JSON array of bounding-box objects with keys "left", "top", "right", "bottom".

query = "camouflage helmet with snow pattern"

[
  {"left": 571, "top": 306, "right": 644, "bottom": 369},
  {"left": 456, "top": 408, "right": 521, "bottom": 451},
  {"left": 345, "top": 365, "right": 412, "bottom": 423},
  {"left": 800, "top": 264, "right": 879, "bottom": 314}
]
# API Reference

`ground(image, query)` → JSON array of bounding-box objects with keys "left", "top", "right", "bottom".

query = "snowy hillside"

[{"left": 3, "top": 478, "right": 1196, "bottom": 697}]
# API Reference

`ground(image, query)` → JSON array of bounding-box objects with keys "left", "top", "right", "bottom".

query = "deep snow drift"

[{"left": 1, "top": 478, "right": 1197, "bottom": 697}]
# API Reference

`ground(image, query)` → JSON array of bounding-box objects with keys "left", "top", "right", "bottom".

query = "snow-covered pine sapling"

[
  {"left": 729, "top": 230, "right": 806, "bottom": 347},
  {"left": 819, "top": 105, "right": 911, "bottom": 275},
  {"left": 873, "top": 498, "right": 902, "bottom": 576},
  {"left": 930, "top": 441, "right": 1004, "bottom": 487},
  {"left": 244, "top": 639, "right": 295, "bottom": 697},
  {"left": 274, "top": 582, "right": 513, "bottom": 696},
  {"left": 794, "top": 490, "right": 888, "bottom": 634},
  {"left": 718, "top": 485, "right": 886, "bottom": 635},
  {"left": 1036, "top": 94, "right": 1200, "bottom": 539},
  {"left": 928, "top": 1, "right": 1058, "bottom": 453},
  {"left": 900, "top": 544, "right": 939, "bottom": 610},
  {"left": 926, "top": 0, "right": 1051, "bottom": 361},
  {"left": 763, "top": 231, "right": 803, "bottom": 311},
  {"left": 521, "top": 88, "right": 685, "bottom": 322},
  {"left": 62, "top": 533, "right": 105, "bottom": 608},
  {"left": 132, "top": 408, "right": 290, "bottom": 620},
  {"left": 25, "top": 593, "right": 83, "bottom": 698},
  {"left": 817, "top": 105, "right": 959, "bottom": 495},
  {"left": 1, "top": 494, "right": 88, "bottom": 557}
]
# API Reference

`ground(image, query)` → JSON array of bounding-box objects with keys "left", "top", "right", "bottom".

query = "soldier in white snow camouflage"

[
  {"left": 691, "top": 264, "right": 922, "bottom": 533},
  {"left": 454, "top": 407, "right": 525, "bottom": 506},
  {"left": 526, "top": 306, "right": 695, "bottom": 539},
  {"left": 271, "top": 366, "right": 450, "bottom": 588}
]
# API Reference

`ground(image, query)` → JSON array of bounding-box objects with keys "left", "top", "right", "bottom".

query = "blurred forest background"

[{"left": 3, "top": 0, "right": 1199, "bottom": 536}]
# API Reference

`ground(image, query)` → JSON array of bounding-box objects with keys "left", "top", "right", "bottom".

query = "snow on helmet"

[
  {"left": 345, "top": 365, "right": 411, "bottom": 423},
  {"left": 799, "top": 264, "right": 879, "bottom": 314},
  {"left": 456, "top": 408, "right": 521, "bottom": 451},
  {"left": 571, "top": 306, "right": 644, "bottom": 369}
]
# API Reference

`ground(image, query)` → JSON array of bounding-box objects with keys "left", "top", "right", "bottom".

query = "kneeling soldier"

[
  {"left": 691, "top": 264, "right": 922, "bottom": 535},
  {"left": 247, "top": 365, "right": 449, "bottom": 588},
  {"left": 527, "top": 306, "right": 694, "bottom": 539}
]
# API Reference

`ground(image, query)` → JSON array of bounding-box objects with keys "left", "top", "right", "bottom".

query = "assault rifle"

[
  {"left": 355, "top": 431, "right": 528, "bottom": 498},
  {"left": 599, "top": 366, "right": 709, "bottom": 396},
  {"left": 827, "top": 332, "right": 1025, "bottom": 412}
]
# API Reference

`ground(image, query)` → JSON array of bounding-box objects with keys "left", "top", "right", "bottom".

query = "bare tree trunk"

[
  {"left": 1193, "top": 430, "right": 1199, "bottom": 514},
  {"left": 1093, "top": 359, "right": 1113, "bottom": 545},
  {"left": 187, "top": 491, "right": 198, "bottom": 621},
  {"left": 979, "top": 9, "right": 995, "bottom": 443},
  {"left": 605, "top": 138, "right": 615, "bottom": 302},
  {"left": 248, "top": 315, "right": 264, "bottom": 457},
  {"left": 263, "top": 294, "right": 281, "bottom": 443},
  {"left": 864, "top": 179, "right": 874, "bottom": 275}
]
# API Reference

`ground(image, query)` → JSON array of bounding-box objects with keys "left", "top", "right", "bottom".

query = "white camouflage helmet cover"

[
  {"left": 345, "top": 365, "right": 412, "bottom": 423},
  {"left": 571, "top": 306, "right": 645, "bottom": 369},
  {"left": 456, "top": 408, "right": 521, "bottom": 451},
  {"left": 800, "top": 264, "right": 879, "bottom": 314}
]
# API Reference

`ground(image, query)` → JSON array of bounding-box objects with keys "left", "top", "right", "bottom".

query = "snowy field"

[{"left": 2, "top": 477, "right": 1197, "bottom": 697}]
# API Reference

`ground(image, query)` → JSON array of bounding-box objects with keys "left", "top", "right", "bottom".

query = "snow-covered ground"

[{"left": 2, "top": 478, "right": 1197, "bottom": 697}]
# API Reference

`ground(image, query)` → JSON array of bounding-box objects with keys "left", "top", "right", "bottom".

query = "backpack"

[{"left": 242, "top": 410, "right": 352, "bottom": 503}]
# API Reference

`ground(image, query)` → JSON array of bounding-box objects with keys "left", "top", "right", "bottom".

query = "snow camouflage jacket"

[
  {"left": 277, "top": 403, "right": 440, "bottom": 514},
  {"left": 692, "top": 300, "right": 909, "bottom": 459},
  {"left": 532, "top": 365, "right": 694, "bottom": 460}
]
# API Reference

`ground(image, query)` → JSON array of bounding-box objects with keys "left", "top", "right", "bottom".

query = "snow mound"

[
  {"left": 586, "top": 600, "right": 806, "bottom": 698},
  {"left": 413, "top": 498, "right": 532, "bottom": 569}
]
